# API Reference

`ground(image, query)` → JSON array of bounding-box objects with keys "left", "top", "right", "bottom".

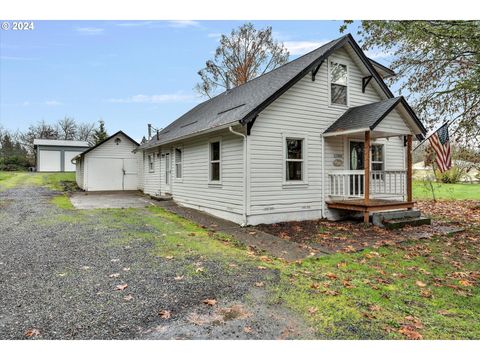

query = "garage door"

[
  {"left": 39, "top": 150, "right": 61, "bottom": 172},
  {"left": 87, "top": 157, "right": 138, "bottom": 191},
  {"left": 64, "top": 151, "right": 82, "bottom": 172}
]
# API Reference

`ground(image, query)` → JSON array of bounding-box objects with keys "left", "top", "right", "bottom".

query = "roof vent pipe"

[{"left": 226, "top": 75, "right": 231, "bottom": 91}]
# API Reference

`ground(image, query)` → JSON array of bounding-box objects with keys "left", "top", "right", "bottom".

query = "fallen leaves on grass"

[
  {"left": 255, "top": 282, "right": 264, "bottom": 287},
  {"left": 244, "top": 326, "right": 253, "bottom": 333},
  {"left": 325, "top": 272, "right": 338, "bottom": 280},
  {"left": 115, "top": 284, "right": 128, "bottom": 291},
  {"left": 195, "top": 267, "right": 204, "bottom": 273},
  {"left": 257, "top": 266, "right": 267, "bottom": 270},
  {"left": 165, "top": 256, "right": 174, "bottom": 260},
  {"left": 109, "top": 273, "right": 120, "bottom": 278},
  {"left": 322, "top": 289, "right": 339, "bottom": 296},
  {"left": 420, "top": 289, "right": 433, "bottom": 298},
  {"left": 174, "top": 275, "right": 184, "bottom": 281},
  {"left": 123, "top": 294, "right": 133, "bottom": 301},
  {"left": 415, "top": 280, "right": 427, "bottom": 288},
  {"left": 24, "top": 328, "right": 40, "bottom": 337},
  {"left": 398, "top": 326, "right": 423, "bottom": 340},
  {"left": 203, "top": 299, "right": 217, "bottom": 306},
  {"left": 158, "top": 310, "right": 171, "bottom": 319},
  {"left": 308, "top": 307, "right": 318, "bottom": 315},
  {"left": 459, "top": 279, "right": 474, "bottom": 287}
]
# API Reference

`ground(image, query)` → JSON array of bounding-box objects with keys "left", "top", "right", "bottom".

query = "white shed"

[
  {"left": 73, "top": 131, "right": 139, "bottom": 191},
  {"left": 33, "top": 139, "right": 90, "bottom": 172}
]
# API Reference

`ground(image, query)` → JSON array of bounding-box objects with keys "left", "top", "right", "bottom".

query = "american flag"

[{"left": 429, "top": 123, "right": 452, "bottom": 173}]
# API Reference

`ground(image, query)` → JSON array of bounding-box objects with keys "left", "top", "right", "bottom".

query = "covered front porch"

[{"left": 322, "top": 97, "right": 423, "bottom": 224}]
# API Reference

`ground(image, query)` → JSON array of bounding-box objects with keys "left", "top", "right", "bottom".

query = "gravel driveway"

[{"left": 0, "top": 186, "right": 311, "bottom": 339}]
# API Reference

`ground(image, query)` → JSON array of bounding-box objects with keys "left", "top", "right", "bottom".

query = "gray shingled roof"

[
  {"left": 140, "top": 35, "right": 349, "bottom": 149},
  {"left": 323, "top": 97, "right": 404, "bottom": 134}
]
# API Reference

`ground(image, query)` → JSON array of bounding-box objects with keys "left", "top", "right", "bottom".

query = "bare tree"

[
  {"left": 195, "top": 23, "right": 289, "bottom": 98},
  {"left": 77, "top": 122, "right": 96, "bottom": 145},
  {"left": 19, "top": 120, "right": 58, "bottom": 154},
  {"left": 56, "top": 117, "right": 77, "bottom": 140}
]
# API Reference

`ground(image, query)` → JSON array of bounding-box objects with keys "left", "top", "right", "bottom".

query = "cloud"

[
  {"left": 167, "top": 20, "right": 200, "bottom": 28},
  {"left": 107, "top": 93, "right": 197, "bottom": 104},
  {"left": 45, "top": 100, "right": 62, "bottom": 106},
  {"left": 207, "top": 32, "right": 222, "bottom": 39},
  {"left": 116, "top": 21, "right": 153, "bottom": 27},
  {"left": 284, "top": 40, "right": 329, "bottom": 56},
  {"left": 75, "top": 27, "right": 104, "bottom": 35},
  {"left": 365, "top": 49, "right": 393, "bottom": 60}
]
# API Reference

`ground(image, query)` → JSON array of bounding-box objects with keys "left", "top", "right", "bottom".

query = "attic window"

[
  {"left": 330, "top": 62, "right": 348, "bottom": 106},
  {"left": 114, "top": 137, "right": 121, "bottom": 145}
]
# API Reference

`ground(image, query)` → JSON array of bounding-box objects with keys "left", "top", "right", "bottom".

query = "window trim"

[
  {"left": 208, "top": 138, "right": 222, "bottom": 185},
  {"left": 328, "top": 59, "right": 349, "bottom": 108},
  {"left": 282, "top": 133, "right": 308, "bottom": 186},
  {"left": 148, "top": 153, "right": 155, "bottom": 173},
  {"left": 174, "top": 146, "right": 183, "bottom": 181},
  {"left": 346, "top": 139, "right": 386, "bottom": 172},
  {"left": 371, "top": 143, "right": 385, "bottom": 171}
]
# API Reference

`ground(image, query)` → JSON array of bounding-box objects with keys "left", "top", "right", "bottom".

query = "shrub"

[{"left": 435, "top": 166, "right": 466, "bottom": 184}]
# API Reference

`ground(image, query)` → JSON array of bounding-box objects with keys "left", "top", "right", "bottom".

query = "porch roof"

[{"left": 323, "top": 96, "right": 427, "bottom": 139}]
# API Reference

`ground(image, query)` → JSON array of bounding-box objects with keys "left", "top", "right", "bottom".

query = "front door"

[
  {"left": 164, "top": 153, "right": 171, "bottom": 194},
  {"left": 349, "top": 141, "right": 364, "bottom": 196}
]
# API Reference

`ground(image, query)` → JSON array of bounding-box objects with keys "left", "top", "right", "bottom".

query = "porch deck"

[
  {"left": 326, "top": 198, "right": 415, "bottom": 223},
  {"left": 326, "top": 198, "right": 415, "bottom": 212}
]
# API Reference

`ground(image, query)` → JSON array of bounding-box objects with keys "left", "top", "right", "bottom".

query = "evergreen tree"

[{"left": 93, "top": 120, "right": 108, "bottom": 145}]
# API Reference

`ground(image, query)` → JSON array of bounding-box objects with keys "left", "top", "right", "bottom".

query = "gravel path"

[{"left": 0, "top": 186, "right": 311, "bottom": 339}]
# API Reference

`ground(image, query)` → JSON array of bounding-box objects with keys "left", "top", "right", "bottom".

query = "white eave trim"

[{"left": 323, "top": 128, "right": 370, "bottom": 137}]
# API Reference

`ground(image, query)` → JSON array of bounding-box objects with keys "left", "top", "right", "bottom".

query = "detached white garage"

[
  {"left": 74, "top": 131, "right": 140, "bottom": 191},
  {"left": 34, "top": 139, "right": 90, "bottom": 172}
]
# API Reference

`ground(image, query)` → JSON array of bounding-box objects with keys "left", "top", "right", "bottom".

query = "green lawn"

[
  {"left": 413, "top": 180, "right": 480, "bottom": 200},
  {"left": 0, "top": 171, "right": 75, "bottom": 191},
  {"left": 4, "top": 170, "right": 480, "bottom": 339}
]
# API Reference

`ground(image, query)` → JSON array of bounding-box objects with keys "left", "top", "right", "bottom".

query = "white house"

[
  {"left": 135, "top": 34, "right": 426, "bottom": 225},
  {"left": 73, "top": 131, "right": 140, "bottom": 191},
  {"left": 34, "top": 139, "right": 90, "bottom": 172}
]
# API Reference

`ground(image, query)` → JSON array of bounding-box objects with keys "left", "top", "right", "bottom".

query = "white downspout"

[
  {"left": 321, "top": 134, "right": 325, "bottom": 219},
  {"left": 229, "top": 126, "right": 248, "bottom": 227}
]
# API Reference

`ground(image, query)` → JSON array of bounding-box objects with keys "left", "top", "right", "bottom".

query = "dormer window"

[{"left": 330, "top": 62, "right": 348, "bottom": 106}]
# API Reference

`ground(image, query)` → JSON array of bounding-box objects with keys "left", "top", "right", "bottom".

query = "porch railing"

[{"left": 328, "top": 170, "right": 406, "bottom": 198}]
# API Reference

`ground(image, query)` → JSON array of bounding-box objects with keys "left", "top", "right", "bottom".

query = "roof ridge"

[{"left": 156, "top": 35, "right": 347, "bottom": 137}]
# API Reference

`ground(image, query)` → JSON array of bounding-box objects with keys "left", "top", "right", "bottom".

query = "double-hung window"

[
  {"left": 210, "top": 141, "right": 221, "bottom": 182},
  {"left": 148, "top": 154, "right": 154, "bottom": 172},
  {"left": 285, "top": 138, "right": 304, "bottom": 182},
  {"left": 175, "top": 148, "right": 182, "bottom": 179},
  {"left": 330, "top": 62, "right": 348, "bottom": 106}
]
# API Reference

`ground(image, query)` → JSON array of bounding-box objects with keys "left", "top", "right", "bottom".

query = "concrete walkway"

[
  {"left": 156, "top": 200, "right": 327, "bottom": 261},
  {"left": 70, "top": 191, "right": 327, "bottom": 261},
  {"left": 70, "top": 191, "right": 153, "bottom": 209}
]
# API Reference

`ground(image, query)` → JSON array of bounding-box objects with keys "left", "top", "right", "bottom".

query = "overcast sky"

[{"left": 0, "top": 20, "right": 392, "bottom": 140}]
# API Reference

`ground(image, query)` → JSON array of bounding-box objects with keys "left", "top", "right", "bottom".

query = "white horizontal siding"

[
  {"left": 143, "top": 148, "right": 161, "bottom": 196},
  {"left": 136, "top": 151, "right": 144, "bottom": 191},
  {"left": 248, "top": 46, "right": 386, "bottom": 223},
  {"left": 164, "top": 129, "right": 245, "bottom": 216},
  {"left": 87, "top": 133, "right": 137, "bottom": 159},
  {"left": 375, "top": 108, "right": 413, "bottom": 134}
]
